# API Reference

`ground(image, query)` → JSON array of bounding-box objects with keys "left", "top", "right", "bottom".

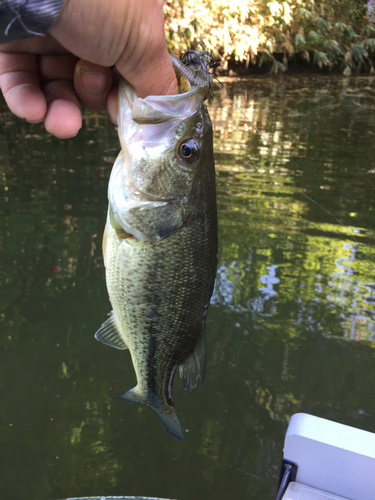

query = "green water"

[{"left": 0, "top": 75, "right": 374, "bottom": 500}]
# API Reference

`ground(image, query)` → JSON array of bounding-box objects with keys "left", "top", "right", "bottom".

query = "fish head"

[{"left": 108, "top": 75, "right": 214, "bottom": 241}]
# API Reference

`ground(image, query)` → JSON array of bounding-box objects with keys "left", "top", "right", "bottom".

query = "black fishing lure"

[{"left": 179, "top": 40, "right": 220, "bottom": 99}]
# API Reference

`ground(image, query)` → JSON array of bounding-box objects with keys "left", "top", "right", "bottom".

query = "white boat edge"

[{"left": 277, "top": 413, "right": 375, "bottom": 500}]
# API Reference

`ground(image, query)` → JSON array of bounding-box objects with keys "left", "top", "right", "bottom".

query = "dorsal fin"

[
  {"left": 179, "top": 329, "right": 207, "bottom": 393},
  {"left": 94, "top": 311, "right": 128, "bottom": 350}
]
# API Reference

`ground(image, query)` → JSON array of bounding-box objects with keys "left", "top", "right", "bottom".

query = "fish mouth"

[{"left": 118, "top": 56, "right": 210, "bottom": 127}]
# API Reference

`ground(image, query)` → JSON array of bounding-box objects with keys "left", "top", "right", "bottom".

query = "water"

[{"left": 0, "top": 75, "right": 374, "bottom": 500}]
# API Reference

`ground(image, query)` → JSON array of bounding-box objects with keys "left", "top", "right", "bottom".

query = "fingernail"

[{"left": 80, "top": 71, "right": 109, "bottom": 94}]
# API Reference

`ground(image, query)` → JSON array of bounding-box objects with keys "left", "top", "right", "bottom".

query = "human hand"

[{"left": 0, "top": 0, "right": 177, "bottom": 138}]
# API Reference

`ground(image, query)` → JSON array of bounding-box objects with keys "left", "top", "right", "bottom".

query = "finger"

[
  {"left": 74, "top": 60, "right": 114, "bottom": 112},
  {"left": 123, "top": 46, "right": 177, "bottom": 98},
  {"left": 38, "top": 53, "right": 78, "bottom": 82},
  {"left": 0, "top": 52, "right": 47, "bottom": 122},
  {"left": 0, "top": 34, "right": 67, "bottom": 55},
  {"left": 43, "top": 79, "right": 82, "bottom": 138},
  {"left": 107, "top": 86, "right": 119, "bottom": 124},
  {"left": 115, "top": 4, "right": 177, "bottom": 98},
  {"left": 38, "top": 55, "right": 82, "bottom": 138},
  {"left": 44, "top": 97, "right": 82, "bottom": 138}
]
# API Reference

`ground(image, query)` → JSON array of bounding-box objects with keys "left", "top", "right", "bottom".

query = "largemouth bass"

[{"left": 95, "top": 56, "right": 217, "bottom": 441}]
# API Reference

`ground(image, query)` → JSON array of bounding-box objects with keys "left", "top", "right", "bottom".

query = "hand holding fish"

[{"left": 0, "top": 0, "right": 177, "bottom": 138}]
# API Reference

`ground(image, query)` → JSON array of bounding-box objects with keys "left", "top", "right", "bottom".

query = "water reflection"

[
  {"left": 211, "top": 76, "right": 375, "bottom": 343},
  {"left": 0, "top": 75, "right": 375, "bottom": 500},
  {"left": 213, "top": 236, "right": 375, "bottom": 341}
]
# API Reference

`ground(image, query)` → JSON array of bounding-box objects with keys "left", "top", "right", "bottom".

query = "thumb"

[
  {"left": 114, "top": 0, "right": 177, "bottom": 98},
  {"left": 120, "top": 47, "right": 178, "bottom": 98}
]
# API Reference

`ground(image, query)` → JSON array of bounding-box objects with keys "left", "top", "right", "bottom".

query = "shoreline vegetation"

[{"left": 164, "top": 0, "right": 375, "bottom": 76}]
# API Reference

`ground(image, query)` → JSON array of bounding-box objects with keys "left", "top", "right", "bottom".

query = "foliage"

[{"left": 164, "top": 0, "right": 375, "bottom": 74}]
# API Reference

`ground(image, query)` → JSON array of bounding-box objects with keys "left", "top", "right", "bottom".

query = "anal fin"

[
  {"left": 95, "top": 311, "right": 128, "bottom": 350},
  {"left": 179, "top": 330, "right": 207, "bottom": 393}
]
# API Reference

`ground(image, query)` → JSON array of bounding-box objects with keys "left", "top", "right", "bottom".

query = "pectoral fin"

[
  {"left": 179, "top": 330, "right": 207, "bottom": 393},
  {"left": 95, "top": 311, "right": 128, "bottom": 350}
]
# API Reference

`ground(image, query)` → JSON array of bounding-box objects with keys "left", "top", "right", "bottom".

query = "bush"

[{"left": 164, "top": 0, "right": 375, "bottom": 74}]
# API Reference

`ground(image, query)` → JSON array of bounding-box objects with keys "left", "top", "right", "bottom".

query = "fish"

[{"left": 95, "top": 55, "right": 218, "bottom": 441}]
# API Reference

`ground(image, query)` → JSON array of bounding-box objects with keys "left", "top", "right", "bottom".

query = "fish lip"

[
  {"left": 133, "top": 83, "right": 207, "bottom": 104},
  {"left": 119, "top": 57, "right": 209, "bottom": 126},
  {"left": 127, "top": 85, "right": 207, "bottom": 125}
]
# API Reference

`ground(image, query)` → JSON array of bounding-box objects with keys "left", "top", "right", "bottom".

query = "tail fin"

[
  {"left": 117, "top": 387, "right": 185, "bottom": 442},
  {"left": 154, "top": 404, "right": 185, "bottom": 442}
]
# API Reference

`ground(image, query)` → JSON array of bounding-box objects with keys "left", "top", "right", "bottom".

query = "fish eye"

[{"left": 178, "top": 139, "right": 199, "bottom": 163}]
